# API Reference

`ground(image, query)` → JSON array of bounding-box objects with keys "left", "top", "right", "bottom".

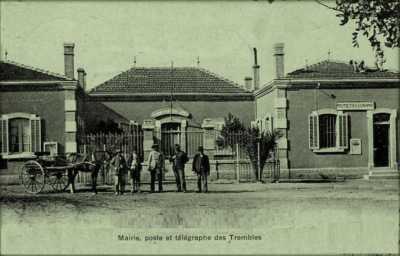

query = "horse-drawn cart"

[{"left": 19, "top": 153, "right": 99, "bottom": 194}]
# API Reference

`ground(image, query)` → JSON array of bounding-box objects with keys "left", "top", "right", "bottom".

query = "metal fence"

[
  {"left": 75, "top": 129, "right": 279, "bottom": 184},
  {"left": 78, "top": 131, "right": 144, "bottom": 157},
  {"left": 77, "top": 130, "right": 144, "bottom": 184},
  {"left": 216, "top": 131, "right": 280, "bottom": 182},
  {"left": 185, "top": 130, "right": 204, "bottom": 157},
  {"left": 160, "top": 130, "right": 203, "bottom": 157}
]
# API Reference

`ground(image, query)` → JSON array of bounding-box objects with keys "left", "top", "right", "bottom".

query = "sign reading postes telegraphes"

[{"left": 336, "top": 102, "right": 375, "bottom": 111}]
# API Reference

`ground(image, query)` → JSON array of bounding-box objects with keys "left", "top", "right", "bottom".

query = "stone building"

[
  {"left": 255, "top": 43, "right": 400, "bottom": 179},
  {"left": 87, "top": 66, "right": 255, "bottom": 157},
  {"left": 0, "top": 43, "right": 92, "bottom": 182}
]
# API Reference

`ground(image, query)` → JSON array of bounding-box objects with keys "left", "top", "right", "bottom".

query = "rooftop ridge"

[
  {"left": 196, "top": 67, "right": 246, "bottom": 92},
  {"left": 1, "top": 59, "right": 72, "bottom": 80},
  {"left": 90, "top": 66, "right": 250, "bottom": 94},
  {"left": 287, "top": 58, "right": 400, "bottom": 79}
]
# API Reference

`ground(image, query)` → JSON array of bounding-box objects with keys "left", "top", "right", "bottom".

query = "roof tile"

[
  {"left": 0, "top": 60, "right": 70, "bottom": 81},
  {"left": 286, "top": 60, "right": 399, "bottom": 79},
  {"left": 90, "top": 67, "right": 249, "bottom": 94}
]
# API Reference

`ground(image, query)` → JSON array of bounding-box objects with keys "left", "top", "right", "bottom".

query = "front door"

[{"left": 373, "top": 113, "right": 390, "bottom": 167}]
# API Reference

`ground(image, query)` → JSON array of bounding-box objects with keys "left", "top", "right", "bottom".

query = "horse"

[{"left": 65, "top": 151, "right": 110, "bottom": 194}]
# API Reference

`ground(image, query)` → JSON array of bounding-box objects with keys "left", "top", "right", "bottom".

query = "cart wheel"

[
  {"left": 19, "top": 160, "right": 45, "bottom": 194},
  {"left": 49, "top": 172, "right": 69, "bottom": 192}
]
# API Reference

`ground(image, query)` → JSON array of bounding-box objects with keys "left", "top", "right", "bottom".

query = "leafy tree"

[
  {"left": 219, "top": 113, "right": 246, "bottom": 149},
  {"left": 241, "top": 127, "right": 281, "bottom": 181},
  {"left": 220, "top": 113, "right": 281, "bottom": 181},
  {"left": 86, "top": 118, "right": 123, "bottom": 134},
  {"left": 316, "top": 0, "right": 399, "bottom": 62},
  {"left": 221, "top": 113, "right": 246, "bottom": 135}
]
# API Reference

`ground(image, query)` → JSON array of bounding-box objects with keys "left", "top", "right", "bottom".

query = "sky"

[{"left": 1, "top": 1, "right": 399, "bottom": 90}]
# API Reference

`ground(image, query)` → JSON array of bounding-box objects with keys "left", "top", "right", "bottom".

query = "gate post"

[
  {"left": 201, "top": 119, "right": 216, "bottom": 157},
  {"left": 142, "top": 119, "right": 155, "bottom": 162},
  {"left": 236, "top": 143, "right": 240, "bottom": 183},
  {"left": 180, "top": 120, "right": 187, "bottom": 152}
]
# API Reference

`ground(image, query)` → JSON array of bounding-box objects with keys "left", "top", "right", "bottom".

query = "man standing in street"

[
  {"left": 170, "top": 144, "right": 188, "bottom": 192},
  {"left": 192, "top": 146, "right": 210, "bottom": 193},
  {"left": 127, "top": 149, "right": 141, "bottom": 193},
  {"left": 147, "top": 144, "right": 164, "bottom": 193},
  {"left": 110, "top": 149, "right": 127, "bottom": 195}
]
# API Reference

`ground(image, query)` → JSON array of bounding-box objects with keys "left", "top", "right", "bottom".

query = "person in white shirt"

[{"left": 147, "top": 144, "right": 164, "bottom": 193}]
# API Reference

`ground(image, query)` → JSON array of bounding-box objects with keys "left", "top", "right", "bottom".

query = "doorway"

[
  {"left": 161, "top": 122, "right": 181, "bottom": 157},
  {"left": 373, "top": 113, "right": 390, "bottom": 167}
]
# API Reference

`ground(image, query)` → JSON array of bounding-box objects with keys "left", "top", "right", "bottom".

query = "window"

[
  {"left": 319, "top": 114, "right": 336, "bottom": 148},
  {"left": 44, "top": 142, "right": 58, "bottom": 156},
  {"left": 9, "top": 118, "right": 30, "bottom": 153},
  {"left": 309, "top": 110, "right": 349, "bottom": 152},
  {"left": 0, "top": 113, "right": 41, "bottom": 157}
]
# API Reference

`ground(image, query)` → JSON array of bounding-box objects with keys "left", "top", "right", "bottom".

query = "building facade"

[
  {"left": 255, "top": 43, "right": 400, "bottom": 178},
  {"left": 1, "top": 41, "right": 399, "bottom": 182},
  {"left": 0, "top": 43, "right": 88, "bottom": 180},
  {"left": 87, "top": 66, "right": 255, "bottom": 158}
]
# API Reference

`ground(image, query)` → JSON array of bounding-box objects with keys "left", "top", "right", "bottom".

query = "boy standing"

[
  {"left": 128, "top": 150, "right": 141, "bottom": 193},
  {"left": 110, "top": 149, "right": 127, "bottom": 195}
]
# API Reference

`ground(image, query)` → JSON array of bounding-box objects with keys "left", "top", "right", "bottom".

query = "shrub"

[{"left": 221, "top": 113, "right": 281, "bottom": 181}]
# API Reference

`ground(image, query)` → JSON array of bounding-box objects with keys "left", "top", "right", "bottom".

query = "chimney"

[
  {"left": 77, "top": 68, "right": 86, "bottom": 91},
  {"left": 253, "top": 48, "right": 260, "bottom": 91},
  {"left": 273, "top": 43, "right": 285, "bottom": 79},
  {"left": 64, "top": 43, "right": 75, "bottom": 79},
  {"left": 244, "top": 77, "right": 253, "bottom": 91}
]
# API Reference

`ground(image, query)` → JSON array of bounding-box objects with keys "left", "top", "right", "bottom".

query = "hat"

[
  {"left": 151, "top": 144, "right": 159, "bottom": 149},
  {"left": 198, "top": 146, "right": 204, "bottom": 151}
]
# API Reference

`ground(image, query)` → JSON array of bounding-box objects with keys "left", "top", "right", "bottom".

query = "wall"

[
  {"left": 286, "top": 86, "right": 400, "bottom": 170},
  {"left": 255, "top": 87, "right": 276, "bottom": 120},
  {"left": 87, "top": 99, "right": 255, "bottom": 127},
  {"left": 0, "top": 89, "right": 66, "bottom": 152}
]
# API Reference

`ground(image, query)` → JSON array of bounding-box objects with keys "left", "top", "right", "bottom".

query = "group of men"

[{"left": 110, "top": 144, "right": 210, "bottom": 195}]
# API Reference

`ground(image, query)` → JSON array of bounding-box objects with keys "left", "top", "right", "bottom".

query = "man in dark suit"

[
  {"left": 170, "top": 144, "right": 188, "bottom": 192},
  {"left": 192, "top": 146, "right": 210, "bottom": 193}
]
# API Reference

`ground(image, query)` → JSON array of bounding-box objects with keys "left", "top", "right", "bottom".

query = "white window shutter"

[
  {"left": 0, "top": 118, "right": 9, "bottom": 154},
  {"left": 264, "top": 114, "right": 273, "bottom": 133},
  {"left": 309, "top": 113, "right": 319, "bottom": 150},
  {"left": 30, "top": 117, "right": 41, "bottom": 153},
  {"left": 338, "top": 113, "right": 349, "bottom": 149}
]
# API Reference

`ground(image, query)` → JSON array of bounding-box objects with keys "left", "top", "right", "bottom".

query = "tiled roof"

[
  {"left": 286, "top": 60, "right": 399, "bottom": 79},
  {"left": 90, "top": 67, "right": 249, "bottom": 95},
  {"left": 0, "top": 60, "right": 70, "bottom": 81}
]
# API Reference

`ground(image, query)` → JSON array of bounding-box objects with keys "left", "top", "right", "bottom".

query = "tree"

[
  {"left": 220, "top": 113, "right": 281, "bottom": 181},
  {"left": 316, "top": 0, "right": 399, "bottom": 62},
  {"left": 86, "top": 118, "right": 123, "bottom": 134},
  {"left": 241, "top": 127, "right": 281, "bottom": 181}
]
